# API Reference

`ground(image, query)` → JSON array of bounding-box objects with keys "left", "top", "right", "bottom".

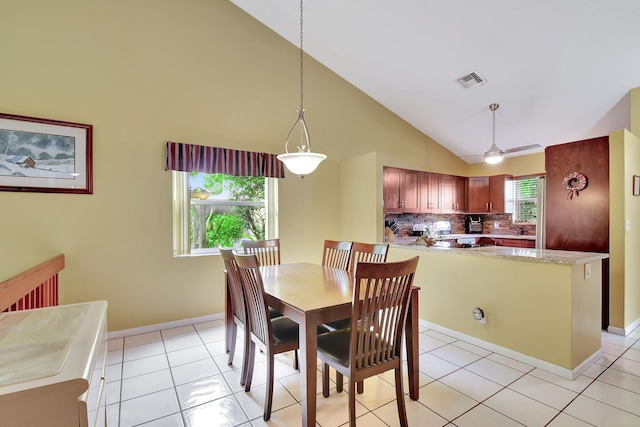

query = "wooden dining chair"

[
  {"left": 220, "top": 249, "right": 251, "bottom": 386},
  {"left": 348, "top": 242, "right": 389, "bottom": 272},
  {"left": 233, "top": 253, "right": 301, "bottom": 421},
  {"left": 242, "top": 238, "right": 281, "bottom": 266},
  {"left": 317, "top": 256, "right": 419, "bottom": 427},
  {"left": 321, "top": 240, "right": 353, "bottom": 270}
]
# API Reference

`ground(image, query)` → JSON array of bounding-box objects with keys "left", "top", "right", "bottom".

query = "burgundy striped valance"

[{"left": 165, "top": 141, "right": 285, "bottom": 178}]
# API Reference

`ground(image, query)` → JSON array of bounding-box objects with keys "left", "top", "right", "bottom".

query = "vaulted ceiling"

[{"left": 230, "top": 0, "right": 640, "bottom": 163}]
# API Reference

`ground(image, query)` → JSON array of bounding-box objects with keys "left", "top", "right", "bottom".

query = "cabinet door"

[
  {"left": 440, "top": 174, "right": 455, "bottom": 213},
  {"left": 489, "top": 175, "right": 507, "bottom": 213},
  {"left": 403, "top": 170, "right": 421, "bottom": 213},
  {"left": 421, "top": 172, "right": 441, "bottom": 213},
  {"left": 453, "top": 176, "right": 468, "bottom": 212},
  {"left": 383, "top": 167, "right": 403, "bottom": 213},
  {"left": 468, "top": 176, "right": 489, "bottom": 212}
]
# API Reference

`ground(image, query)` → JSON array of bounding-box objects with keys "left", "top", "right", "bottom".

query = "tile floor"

[{"left": 105, "top": 320, "right": 640, "bottom": 426}]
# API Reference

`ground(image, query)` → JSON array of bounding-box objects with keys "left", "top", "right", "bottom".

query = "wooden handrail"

[{"left": 0, "top": 254, "right": 65, "bottom": 313}]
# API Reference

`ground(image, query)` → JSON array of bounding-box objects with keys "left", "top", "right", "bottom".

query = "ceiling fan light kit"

[{"left": 484, "top": 103, "right": 504, "bottom": 164}]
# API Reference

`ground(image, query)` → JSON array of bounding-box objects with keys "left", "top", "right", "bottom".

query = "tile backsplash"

[{"left": 385, "top": 213, "right": 536, "bottom": 237}]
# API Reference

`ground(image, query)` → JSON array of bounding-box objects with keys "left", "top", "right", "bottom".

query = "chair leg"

[
  {"left": 263, "top": 352, "right": 275, "bottom": 421},
  {"left": 395, "top": 366, "right": 408, "bottom": 427},
  {"left": 357, "top": 380, "right": 364, "bottom": 394},
  {"left": 244, "top": 341, "right": 256, "bottom": 392},
  {"left": 294, "top": 349, "right": 299, "bottom": 371},
  {"left": 322, "top": 363, "right": 330, "bottom": 398},
  {"left": 228, "top": 322, "right": 237, "bottom": 366},
  {"left": 240, "top": 326, "right": 250, "bottom": 386},
  {"left": 336, "top": 371, "right": 344, "bottom": 393},
  {"left": 348, "top": 378, "right": 357, "bottom": 427}
]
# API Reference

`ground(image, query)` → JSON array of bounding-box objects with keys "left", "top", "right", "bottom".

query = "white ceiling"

[{"left": 229, "top": 0, "right": 640, "bottom": 163}]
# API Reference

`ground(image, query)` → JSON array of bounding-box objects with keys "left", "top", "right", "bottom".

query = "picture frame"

[
  {"left": 634, "top": 175, "right": 640, "bottom": 196},
  {"left": 0, "top": 113, "right": 93, "bottom": 194}
]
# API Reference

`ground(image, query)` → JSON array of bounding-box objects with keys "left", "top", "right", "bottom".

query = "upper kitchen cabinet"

[
  {"left": 420, "top": 172, "right": 441, "bottom": 213},
  {"left": 441, "top": 174, "right": 467, "bottom": 213},
  {"left": 383, "top": 167, "right": 420, "bottom": 213},
  {"left": 468, "top": 175, "right": 512, "bottom": 213}
]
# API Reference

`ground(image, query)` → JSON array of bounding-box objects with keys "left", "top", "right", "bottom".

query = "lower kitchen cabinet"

[{"left": 480, "top": 237, "right": 536, "bottom": 248}]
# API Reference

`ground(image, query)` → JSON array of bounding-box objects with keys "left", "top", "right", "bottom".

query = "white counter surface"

[{"left": 390, "top": 242, "right": 609, "bottom": 265}]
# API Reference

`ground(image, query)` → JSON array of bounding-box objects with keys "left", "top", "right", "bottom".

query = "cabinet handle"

[
  {"left": 485, "top": 202, "right": 489, "bottom": 210},
  {"left": 490, "top": 202, "right": 493, "bottom": 210}
]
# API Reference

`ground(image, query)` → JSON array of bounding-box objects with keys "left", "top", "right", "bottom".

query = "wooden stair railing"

[{"left": 0, "top": 254, "right": 65, "bottom": 313}]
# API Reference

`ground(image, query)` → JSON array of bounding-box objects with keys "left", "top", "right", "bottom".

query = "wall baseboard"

[
  {"left": 107, "top": 312, "right": 224, "bottom": 340},
  {"left": 608, "top": 316, "right": 640, "bottom": 336},
  {"left": 419, "top": 319, "right": 601, "bottom": 380}
]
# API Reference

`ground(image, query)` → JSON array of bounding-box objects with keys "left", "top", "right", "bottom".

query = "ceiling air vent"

[{"left": 456, "top": 72, "right": 486, "bottom": 89}]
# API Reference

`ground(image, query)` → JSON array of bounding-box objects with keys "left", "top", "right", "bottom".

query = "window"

[
  {"left": 172, "top": 172, "right": 278, "bottom": 256},
  {"left": 505, "top": 175, "right": 539, "bottom": 224}
]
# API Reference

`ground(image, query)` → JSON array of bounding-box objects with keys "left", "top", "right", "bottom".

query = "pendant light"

[{"left": 277, "top": 0, "right": 326, "bottom": 179}]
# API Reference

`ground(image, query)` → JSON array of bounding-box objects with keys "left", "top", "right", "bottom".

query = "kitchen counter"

[{"left": 390, "top": 240, "right": 608, "bottom": 265}]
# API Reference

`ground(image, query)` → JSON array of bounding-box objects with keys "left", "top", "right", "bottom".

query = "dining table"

[{"left": 224, "top": 262, "right": 420, "bottom": 427}]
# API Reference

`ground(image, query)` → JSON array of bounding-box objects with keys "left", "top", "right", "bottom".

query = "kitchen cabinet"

[
  {"left": 468, "top": 174, "right": 512, "bottom": 213},
  {"left": 441, "top": 174, "right": 467, "bottom": 213},
  {"left": 420, "top": 172, "right": 441, "bottom": 213},
  {"left": 479, "top": 237, "right": 535, "bottom": 248},
  {"left": 383, "top": 167, "right": 420, "bottom": 213},
  {"left": 0, "top": 301, "right": 108, "bottom": 427}
]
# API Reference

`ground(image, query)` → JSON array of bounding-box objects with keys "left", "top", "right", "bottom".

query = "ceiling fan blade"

[{"left": 502, "top": 144, "right": 542, "bottom": 154}]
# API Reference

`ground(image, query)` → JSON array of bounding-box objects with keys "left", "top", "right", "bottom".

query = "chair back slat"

[
  {"left": 321, "top": 240, "right": 353, "bottom": 270},
  {"left": 243, "top": 239, "right": 281, "bottom": 266},
  {"left": 220, "top": 249, "right": 246, "bottom": 323},
  {"left": 234, "top": 253, "right": 272, "bottom": 346},
  {"left": 351, "top": 257, "right": 418, "bottom": 371},
  {"left": 348, "top": 242, "right": 389, "bottom": 272}
]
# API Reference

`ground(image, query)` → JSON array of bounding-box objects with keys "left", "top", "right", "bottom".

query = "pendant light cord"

[{"left": 298, "top": 0, "right": 305, "bottom": 116}]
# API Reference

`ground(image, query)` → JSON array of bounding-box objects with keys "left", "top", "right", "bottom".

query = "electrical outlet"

[
  {"left": 494, "top": 220, "right": 499, "bottom": 229},
  {"left": 584, "top": 263, "right": 591, "bottom": 279}
]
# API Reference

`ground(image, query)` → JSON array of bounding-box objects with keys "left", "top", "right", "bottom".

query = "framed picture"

[
  {"left": 634, "top": 175, "right": 640, "bottom": 196},
  {"left": 0, "top": 113, "right": 93, "bottom": 194}
]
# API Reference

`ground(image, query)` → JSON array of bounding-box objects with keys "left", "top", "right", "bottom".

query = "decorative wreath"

[{"left": 562, "top": 172, "right": 587, "bottom": 199}]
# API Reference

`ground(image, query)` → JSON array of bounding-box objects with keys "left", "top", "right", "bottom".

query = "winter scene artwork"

[{"left": 0, "top": 113, "right": 92, "bottom": 194}]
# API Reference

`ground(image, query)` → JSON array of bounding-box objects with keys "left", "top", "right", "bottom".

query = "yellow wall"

[
  {"left": 609, "top": 131, "right": 626, "bottom": 328},
  {"left": 623, "top": 130, "right": 640, "bottom": 327},
  {"left": 469, "top": 152, "right": 545, "bottom": 177}
]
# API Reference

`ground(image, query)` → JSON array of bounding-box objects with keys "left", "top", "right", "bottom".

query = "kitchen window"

[{"left": 506, "top": 175, "right": 539, "bottom": 224}]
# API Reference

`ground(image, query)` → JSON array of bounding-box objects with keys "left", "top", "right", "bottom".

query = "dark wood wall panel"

[{"left": 545, "top": 136, "right": 610, "bottom": 253}]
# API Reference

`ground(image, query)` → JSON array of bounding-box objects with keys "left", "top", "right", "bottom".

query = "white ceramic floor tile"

[
  {"left": 483, "top": 388, "right": 558, "bottom": 426},
  {"left": 564, "top": 395, "right": 640, "bottom": 427},
  {"left": 205, "top": 339, "right": 229, "bottom": 357},
  {"left": 107, "top": 349, "right": 123, "bottom": 365},
  {"left": 582, "top": 380, "right": 640, "bottom": 416},
  {"left": 105, "top": 380, "right": 121, "bottom": 405},
  {"left": 546, "top": 412, "right": 599, "bottom": 426},
  {"left": 423, "top": 329, "right": 458, "bottom": 344},
  {"left": 121, "top": 369, "right": 174, "bottom": 401},
  {"left": 182, "top": 396, "right": 249, "bottom": 427},
  {"left": 222, "top": 366, "right": 254, "bottom": 393},
  {"left": 197, "top": 327, "right": 227, "bottom": 344},
  {"left": 430, "top": 344, "right": 483, "bottom": 367},
  {"left": 194, "top": 319, "right": 225, "bottom": 332},
  {"left": 601, "top": 332, "right": 637, "bottom": 348},
  {"left": 278, "top": 368, "right": 329, "bottom": 400},
  {"left": 452, "top": 403, "right": 523, "bottom": 427},
  {"left": 439, "top": 368, "right": 503, "bottom": 402},
  {"left": 167, "top": 344, "right": 212, "bottom": 367},
  {"left": 602, "top": 341, "right": 629, "bottom": 358},
  {"left": 593, "top": 353, "right": 618, "bottom": 367},
  {"left": 621, "top": 347, "right": 640, "bottom": 363},
  {"left": 353, "top": 375, "right": 398, "bottom": 411},
  {"left": 417, "top": 381, "right": 478, "bottom": 421},
  {"left": 596, "top": 368, "right": 640, "bottom": 394},
  {"left": 611, "top": 357, "right": 640, "bottom": 376},
  {"left": 161, "top": 325, "right": 197, "bottom": 339},
  {"left": 108, "top": 338, "right": 124, "bottom": 351},
  {"left": 106, "top": 403, "right": 119, "bottom": 426},
  {"left": 234, "top": 381, "right": 297, "bottom": 420},
  {"left": 373, "top": 395, "right": 448, "bottom": 427},
  {"left": 175, "top": 373, "right": 234, "bottom": 410},
  {"left": 451, "top": 340, "right": 492, "bottom": 357},
  {"left": 249, "top": 403, "right": 302, "bottom": 426},
  {"left": 465, "top": 358, "right": 525, "bottom": 386},
  {"left": 125, "top": 331, "right": 162, "bottom": 348},
  {"left": 314, "top": 389, "right": 369, "bottom": 427},
  {"left": 527, "top": 368, "right": 594, "bottom": 393},
  {"left": 338, "top": 411, "right": 389, "bottom": 427},
  {"left": 581, "top": 361, "right": 609, "bottom": 379},
  {"left": 419, "top": 333, "right": 448, "bottom": 352},
  {"left": 105, "top": 363, "right": 122, "bottom": 383},
  {"left": 486, "top": 353, "right": 534, "bottom": 373},
  {"left": 171, "top": 358, "right": 221, "bottom": 386},
  {"left": 377, "top": 361, "right": 434, "bottom": 391},
  {"left": 119, "top": 388, "right": 180, "bottom": 427},
  {"left": 123, "top": 341, "right": 166, "bottom": 362},
  {"left": 418, "top": 353, "right": 460, "bottom": 379},
  {"left": 508, "top": 374, "right": 578, "bottom": 410},
  {"left": 139, "top": 413, "right": 185, "bottom": 426},
  {"left": 122, "top": 354, "right": 170, "bottom": 379},
  {"left": 164, "top": 334, "right": 204, "bottom": 353}
]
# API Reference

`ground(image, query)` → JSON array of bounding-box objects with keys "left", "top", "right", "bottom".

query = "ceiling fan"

[{"left": 459, "top": 103, "right": 542, "bottom": 164}]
